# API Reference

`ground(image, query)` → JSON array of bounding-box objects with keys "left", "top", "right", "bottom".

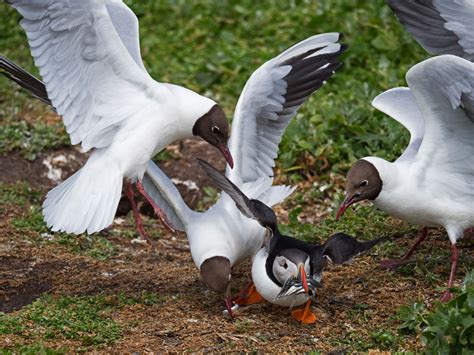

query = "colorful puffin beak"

[
  {"left": 336, "top": 193, "right": 359, "bottom": 220},
  {"left": 297, "top": 264, "right": 309, "bottom": 294},
  {"left": 218, "top": 143, "right": 234, "bottom": 169}
]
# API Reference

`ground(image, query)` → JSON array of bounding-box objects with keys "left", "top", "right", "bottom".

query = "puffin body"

[{"left": 252, "top": 248, "right": 310, "bottom": 308}]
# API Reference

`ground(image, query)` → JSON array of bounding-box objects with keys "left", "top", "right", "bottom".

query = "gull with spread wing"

[
  {"left": 4, "top": 0, "right": 233, "bottom": 237},
  {"left": 337, "top": 0, "right": 474, "bottom": 301},
  {"left": 141, "top": 33, "right": 347, "bottom": 316}
]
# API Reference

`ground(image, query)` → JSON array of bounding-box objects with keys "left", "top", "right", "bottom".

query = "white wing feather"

[
  {"left": 226, "top": 33, "right": 345, "bottom": 186},
  {"left": 407, "top": 55, "right": 474, "bottom": 196},
  {"left": 105, "top": 0, "right": 146, "bottom": 70},
  {"left": 10, "top": 0, "right": 165, "bottom": 151},
  {"left": 372, "top": 87, "right": 425, "bottom": 161}
]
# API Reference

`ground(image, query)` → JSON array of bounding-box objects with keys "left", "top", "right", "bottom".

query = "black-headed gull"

[
  {"left": 338, "top": 0, "right": 474, "bottom": 302},
  {"left": 198, "top": 158, "right": 387, "bottom": 323},
  {"left": 142, "top": 33, "right": 347, "bottom": 315},
  {"left": 6, "top": 0, "right": 233, "bottom": 236}
]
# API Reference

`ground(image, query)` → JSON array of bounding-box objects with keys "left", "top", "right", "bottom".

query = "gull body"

[
  {"left": 339, "top": 0, "right": 474, "bottom": 301},
  {"left": 5, "top": 0, "right": 232, "bottom": 235}
]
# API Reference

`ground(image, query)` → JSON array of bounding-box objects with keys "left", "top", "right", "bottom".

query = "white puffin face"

[{"left": 272, "top": 254, "right": 310, "bottom": 285}]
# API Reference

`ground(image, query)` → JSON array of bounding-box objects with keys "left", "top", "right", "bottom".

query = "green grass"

[
  {"left": 0, "top": 295, "right": 121, "bottom": 346},
  {"left": 0, "top": 0, "right": 425, "bottom": 170},
  {"left": 0, "top": 292, "right": 166, "bottom": 350}
]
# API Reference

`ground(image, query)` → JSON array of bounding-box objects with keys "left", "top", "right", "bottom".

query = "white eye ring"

[
  {"left": 361, "top": 180, "right": 368, "bottom": 187},
  {"left": 211, "top": 125, "right": 220, "bottom": 133}
]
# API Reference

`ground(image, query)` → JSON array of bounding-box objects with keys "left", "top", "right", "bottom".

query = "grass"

[{"left": 0, "top": 292, "right": 165, "bottom": 350}]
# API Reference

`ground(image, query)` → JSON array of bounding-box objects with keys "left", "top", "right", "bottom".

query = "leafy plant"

[{"left": 398, "top": 271, "right": 474, "bottom": 353}]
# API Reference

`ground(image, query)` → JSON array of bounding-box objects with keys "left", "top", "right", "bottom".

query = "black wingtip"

[{"left": 0, "top": 55, "right": 52, "bottom": 106}]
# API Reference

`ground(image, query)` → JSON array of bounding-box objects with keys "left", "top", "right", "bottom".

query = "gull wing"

[
  {"left": 387, "top": 0, "right": 474, "bottom": 61},
  {"left": 372, "top": 87, "right": 425, "bottom": 162},
  {"left": 407, "top": 55, "right": 474, "bottom": 196},
  {"left": 226, "top": 33, "right": 346, "bottom": 187},
  {"left": 8, "top": 0, "right": 165, "bottom": 151}
]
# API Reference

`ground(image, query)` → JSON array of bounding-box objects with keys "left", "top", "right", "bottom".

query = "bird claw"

[
  {"left": 440, "top": 290, "right": 453, "bottom": 303},
  {"left": 380, "top": 258, "right": 411, "bottom": 269}
]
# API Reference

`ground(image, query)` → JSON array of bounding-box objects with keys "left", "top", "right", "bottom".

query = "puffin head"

[{"left": 274, "top": 248, "right": 311, "bottom": 298}]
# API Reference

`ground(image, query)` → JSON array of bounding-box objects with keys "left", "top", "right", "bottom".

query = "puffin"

[
  {"left": 197, "top": 158, "right": 387, "bottom": 323},
  {"left": 338, "top": 0, "right": 474, "bottom": 301},
  {"left": 4, "top": 0, "right": 233, "bottom": 237},
  {"left": 140, "top": 33, "right": 347, "bottom": 316}
]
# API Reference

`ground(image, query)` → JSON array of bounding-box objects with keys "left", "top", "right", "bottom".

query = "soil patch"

[
  {"left": 0, "top": 138, "right": 224, "bottom": 217},
  {"left": 0, "top": 256, "right": 60, "bottom": 313}
]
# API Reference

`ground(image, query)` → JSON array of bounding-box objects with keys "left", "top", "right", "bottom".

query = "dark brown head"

[
  {"left": 192, "top": 105, "right": 234, "bottom": 168},
  {"left": 336, "top": 159, "right": 382, "bottom": 219},
  {"left": 200, "top": 256, "right": 231, "bottom": 295}
]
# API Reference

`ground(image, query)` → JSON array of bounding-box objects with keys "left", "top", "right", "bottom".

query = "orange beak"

[{"left": 297, "top": 264, "right": 309, "bottom": 293}]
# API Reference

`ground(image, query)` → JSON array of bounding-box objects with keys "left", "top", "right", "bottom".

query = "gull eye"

[
  {"left": 360, "top": 180, "right": 368, "bottom": 187},
  {"left": 211, "top": 125, "right": 220, "bottom": 133}
]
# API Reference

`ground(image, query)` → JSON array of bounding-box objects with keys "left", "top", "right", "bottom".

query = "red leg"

[
  {"left": 126, "top": 182, "right": 151, "bottom": 243},
  {"left": 225, "top": 296, "right": 235, "bottom": 319},
  {"left": 440, "top": 244, "right": 458, "bottom": 302},
  {"left": 464, "top": 227, "right": 474, "bottom": 237},
  {"left": 233, "top": 282, "right": 265, "bottom": 305},
  {"left": 380, "top": 227, "right": 429, "bottom": 269},
  {"left": 135, "top": 180, "right": 176, "bottom": 233}
]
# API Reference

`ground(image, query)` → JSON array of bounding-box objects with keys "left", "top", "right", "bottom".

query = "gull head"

[
  {"left": 192, "top": 105, "right": 234, "bottom": 168},
  {"left": 200, "top": 256, "right": 234, "bottom": 315},
  {"left": 337, "top": 159, "right": 383, "bottom": 219}
]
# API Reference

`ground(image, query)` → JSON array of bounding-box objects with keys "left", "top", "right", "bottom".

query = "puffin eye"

[
  {"left": 211, "top": 125, "right": 220, "bottom": 133},
  {"left": 360, "top": 180, "right": 368, "bottom": 187},
  {"left": 283, "top": 263, "right": 288, "bottom": 269}
]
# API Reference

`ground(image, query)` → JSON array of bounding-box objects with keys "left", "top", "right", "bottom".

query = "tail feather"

[{"left": 43, "top": 154, "right": 122, "bottom": 234}]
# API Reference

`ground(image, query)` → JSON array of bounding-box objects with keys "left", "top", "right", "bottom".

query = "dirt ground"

[{"left": 1, "top": 139, "right": 473, "bottom": 352}]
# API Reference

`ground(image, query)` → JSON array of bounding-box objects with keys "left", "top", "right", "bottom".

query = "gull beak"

[
  {"left": 218, "top": 143, "right": 234, "bottom": 169},
  {"left": 336, "top": 193, "right": 359, "bottom": 220},
  {"left": 297, "top": 264, "right": 309, "bottom": 294}
]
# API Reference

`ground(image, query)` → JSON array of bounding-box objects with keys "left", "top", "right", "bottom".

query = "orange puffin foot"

[{"left": 291, "top": 300, "right": 316, "bottom": 324}]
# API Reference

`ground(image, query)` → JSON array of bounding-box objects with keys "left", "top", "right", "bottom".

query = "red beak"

[
  {"left": 297, "top": 264, "right": 309, "bottom": 294},
  {"left": 336, "top": 194, "right": 357, "bottom": 220},
  {"left": 218, "top": 143, "right": 234, "bottom": 169}
]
